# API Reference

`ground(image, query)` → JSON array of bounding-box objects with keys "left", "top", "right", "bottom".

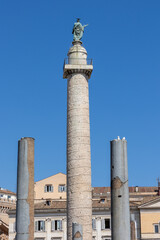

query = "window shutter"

[
  {"left": 40, "top": 221, "right": 43, "bottom": 230},
  {"left": 101, "top": 219, "right": 105, "bottom": 230},
  {"left": 43, "top": 221, "right": 45, "bottom": 231},
  {"left": 35, "top": 221, "right": 38, "bottom": 232},
  {"left": 51, "top": 185, "right": 53, "bottom": 192},
  {"left": 51, "top": 220, "right": 55, "bottom": 231},
  {"left": 57, "top": 220, "right": 60, "bottom": 230},
  {"left": 92, "top": 219, "right": 96, "bottom": 230},
  {"left": 64, "top": 186, "right": 67, "bottom": 192},
  {"left": 60, "top": 220, "right": 62, "bottom": 230},
  {"left": 40, "top": 221, "right": 45, "bottom": 231},
  {"left": 44, "top": 186, "right": 47, "bottom": 192},
  {"left": 58, "top": 185, "right": 61, "bottom": 192},
  {"left": 13, "top": 222, "right": 16, "bottom": 232}
]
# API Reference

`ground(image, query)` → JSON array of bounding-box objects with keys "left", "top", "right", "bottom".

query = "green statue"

[{"left": 72, "top": 18, "right": 88, "bottom": 41}]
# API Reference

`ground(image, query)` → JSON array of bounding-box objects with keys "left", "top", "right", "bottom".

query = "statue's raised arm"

[{"left": 72, "top": 18, "right": 88, "bottom": 41}]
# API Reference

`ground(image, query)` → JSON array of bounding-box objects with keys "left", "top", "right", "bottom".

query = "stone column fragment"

[
  {"left": 110, "top": 137, "right": 130, "bottom": 240},
  {"left": 16, "top": 137, "right": 34, "bottom": 240}
]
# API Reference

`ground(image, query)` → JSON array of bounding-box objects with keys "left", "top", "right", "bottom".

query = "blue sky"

[{"left": 0, "top": 0, "right": 160, "bottom": 192}]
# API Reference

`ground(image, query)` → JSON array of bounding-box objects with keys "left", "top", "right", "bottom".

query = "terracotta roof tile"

[
  {"left": 92, "top": 186, "right": 158, "bottom": 194},
  {"left": 35, "top": 200, "right": 66, "bottom": 209},
  {"left": 34, "top": 197, "right": 150, "bottom": 210},
  {"left": 139, "top": 196, "right": 160, "bottom": 206},
  {"left": 0, "top": 189, "right": 16, "bottom": 196}
]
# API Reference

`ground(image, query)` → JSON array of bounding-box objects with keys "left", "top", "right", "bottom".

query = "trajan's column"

[{"left": 63, "top": 19, "right": 93, "bottom": 240}]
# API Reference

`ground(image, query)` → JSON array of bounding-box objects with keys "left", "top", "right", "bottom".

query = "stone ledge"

[{"left": 63, "top": 64, "right": 93, "bottom": 79}]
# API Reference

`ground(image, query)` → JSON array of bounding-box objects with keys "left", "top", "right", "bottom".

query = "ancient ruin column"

[
  {"left": 63, "top": 40, "right": 93, "bottom": 240},
  {"left": 110, "top": 137, "right": 130, "bottom": 240},
  {"left": 16, "top": 137, "right": 34, "bottom": 240}
]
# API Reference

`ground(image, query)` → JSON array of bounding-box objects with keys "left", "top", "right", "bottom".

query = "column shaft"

[
  {"left": 110, "top": 138, "right": 130, "bottom": 240},
  {"left": 16, "top": 137, "right": 34, "bottom": 240},
  {"left": 67, "top": 73, "right": 92, "bottom": 240}
]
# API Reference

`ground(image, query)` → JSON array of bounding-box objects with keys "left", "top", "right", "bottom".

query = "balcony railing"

[{"left": 63, "top": 58, "right": 93, "bottom": 68}]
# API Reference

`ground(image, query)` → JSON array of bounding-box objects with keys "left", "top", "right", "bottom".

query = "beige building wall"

[
  {"left": 140, "top": 198, "right": 160, "bottom": 239},
  {"left": 140, "top": 209, "right": 160, "bottom": 239},
  {"left": 141, "top": 210, "right": 160, "bottom": 233},
  {"left": 34, "top": 173, "right": 66, "bottom": 200}
]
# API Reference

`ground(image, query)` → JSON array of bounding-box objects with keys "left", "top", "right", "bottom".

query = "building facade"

[
  {"left": 0, "top": 188, "right": 16, "bottom": 240},
  {"left": 34, "top": 173, "right": 67, "bottom": 201},
  {"left": 139, "top": 197, "right": 160, "bottom": 240},
  {"left": 8, "top": 173, "right": 160, "bottom": 240}
]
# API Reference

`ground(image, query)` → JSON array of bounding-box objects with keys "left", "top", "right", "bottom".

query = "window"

[
  {"left": 154, "top": 224, "right": 159, "bottom": 233},
  {"left": 35, "top": 221, "right": 45, "bottom": 232},
  {"left": 58, "top": 185, "right": 66, "bottom": 192},
  {"left": 101, "top": 219, "right": 111, "bottom": 230},
  {"left": 105, "top": 219, "right": 110, "bottom": 229},
  {"left": 35, "top": 239, "right": 45, "bottom": 240},
  {"left": 51, "top": 220, "right": 62, "bottom": 231},
  {"left": 92, "top": 219, "right": 96, "bottom": 230},
  {"left": 44, "top": 185, "right": 53, "bottom": 192},
  {"left": 46, "top": 200, "right": 51, "bottom": 206},
  {"left": 51, "top": 238, "right": 61, "bottom": 240}
]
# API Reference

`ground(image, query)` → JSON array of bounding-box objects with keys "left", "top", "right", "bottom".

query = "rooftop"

[
  {"left": 0, "top": 189, "right": 16, "bottom": 196},
  {"left": 92, "top": 186, "right": 158, "bottom": 195},
  {"left": 9, "top": 194, "right": 160, "bottom": 214}
]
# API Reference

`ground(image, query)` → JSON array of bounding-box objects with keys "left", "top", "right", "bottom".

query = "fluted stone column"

[
  {"left": 16, "top": 137, "right": 34, "bottom": 240},
  {"left": 63, "top": 41, "right": 93, "bottom": 240},
  {"left": 110, "top": 137, "right": 130, "bottom": 240}
]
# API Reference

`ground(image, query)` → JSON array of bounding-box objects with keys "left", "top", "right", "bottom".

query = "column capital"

[{"left": 63, "top": 62, "right": 93, "bottom": 79}]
